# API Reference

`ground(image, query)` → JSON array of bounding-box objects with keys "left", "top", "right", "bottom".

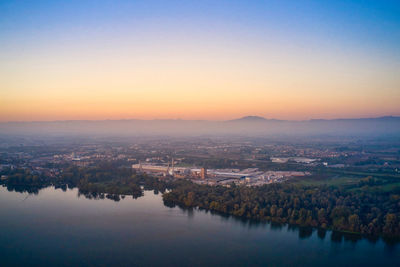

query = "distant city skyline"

[{"left": 1, "top": 0, "right": 399, "bottom": 122}]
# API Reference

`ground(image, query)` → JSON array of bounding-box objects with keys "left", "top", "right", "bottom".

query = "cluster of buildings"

[
  {"left": 132, "top": 161, "right": 310, "bottom": 187},
  {"left": 3, "top": 136, "right": 396, "bottom": 188},
  {"left": 132, "top": 160, "right": 208, "bottom": 179},
  {"left": 270, "top": 157, "right": 317, "bottom": 164}
]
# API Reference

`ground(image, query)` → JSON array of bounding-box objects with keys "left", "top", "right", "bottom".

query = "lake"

[{"left": 0, "top": 186, "right": 399, "bottom": 266}]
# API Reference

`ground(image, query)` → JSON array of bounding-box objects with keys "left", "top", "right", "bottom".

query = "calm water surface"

[{"left": 0, "top": 186, "right": 399, "bottom": 267}]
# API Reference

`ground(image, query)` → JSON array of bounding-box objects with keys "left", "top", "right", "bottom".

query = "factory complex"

[{"left": 132, "top": 161, "right": 310, "bottom": 187}]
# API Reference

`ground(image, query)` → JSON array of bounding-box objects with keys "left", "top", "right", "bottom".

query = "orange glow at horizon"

[{"left": 1, "top": 31, "right": 399, "bottom": 122}]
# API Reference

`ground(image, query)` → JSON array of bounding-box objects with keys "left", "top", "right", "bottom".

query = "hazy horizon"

[
  {"left": 1, "top": 114, "right": 400, "bottom": 123},
  {"left": 1, "top": 115, "right": 399, "bottom": 138}
]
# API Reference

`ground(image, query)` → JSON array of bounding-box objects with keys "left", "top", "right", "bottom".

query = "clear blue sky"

[{"left": 1, "top": 0, "right": 399, "bottom": 53}]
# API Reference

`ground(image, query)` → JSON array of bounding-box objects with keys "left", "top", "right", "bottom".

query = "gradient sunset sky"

[{"left": 1, "top": 0, "right": 399, "bottom": 121}]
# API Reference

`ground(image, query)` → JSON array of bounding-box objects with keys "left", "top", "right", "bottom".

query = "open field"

[
  {"left": 290, "top": 170, "right": 400, "bottom": 193},
  {"left": 290, "top": 175, "right": 361, "bottom": 187}
]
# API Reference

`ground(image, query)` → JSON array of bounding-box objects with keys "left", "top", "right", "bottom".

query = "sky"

[{"left": 1, "top": 0, "right": 399, "bottom": 121}]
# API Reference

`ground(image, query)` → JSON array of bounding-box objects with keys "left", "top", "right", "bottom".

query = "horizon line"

[{"left": 1, "top": 115, "right": 399, "bottom": 124}]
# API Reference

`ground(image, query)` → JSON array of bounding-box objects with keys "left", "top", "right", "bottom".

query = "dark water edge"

[
  {"left": 0, "top": 185, "right": 399, "bottom": 266},
  {"left": 3, "top": 183, "right": 399, "bottom": 245},
  {"left": 177, "top": 204, "right": 400, "bottom": 246}
]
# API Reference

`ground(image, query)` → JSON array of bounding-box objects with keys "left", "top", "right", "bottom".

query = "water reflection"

[
  {"left": 55, "top": 184, "right": 68, "bottom": 192},
  {"left": 317, "top": 228, "right": 327, "bottom": 239},
  {"left": 298, "top": 227, "right": 313, "bottom": 239},
  {"left": 3, "top": 184, "right": 43, "bottom": 194},
  {"left": 1, "top": 184, "right": 399, "bottom": 247}
]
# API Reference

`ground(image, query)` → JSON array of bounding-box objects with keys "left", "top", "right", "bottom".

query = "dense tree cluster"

[
  {"left": 58, "top": 163, "right": 169, "bottom": 199},
  {"left": 1, "top": 168, "right": 49, "bottom": 186},
  {"left": 77, "top": 177, "right": 143, "bottom": 198},
  {"left": 1, "top": 163, "right": 169, "bottom": 200},
  {"left": 163, "top": 181, "right": 400, "bottom": 238}
]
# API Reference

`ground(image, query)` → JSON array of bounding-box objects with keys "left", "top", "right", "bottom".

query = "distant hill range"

[
  {"left": 1, "top": 116, "right": 400, "bottom": 137},
  {"left": 228, "top": 116, "right": 273, "bottom": 122}
]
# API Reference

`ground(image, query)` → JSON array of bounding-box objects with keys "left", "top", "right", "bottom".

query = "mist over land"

[{"left": 1, "top": 116, "right": 399, "bottom": 137}]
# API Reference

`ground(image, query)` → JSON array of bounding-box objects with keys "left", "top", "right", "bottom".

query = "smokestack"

[
  {"left": 172, "top": 157, "right": 175, "bottom": 177},
  {"left": 201, "top": 167, "right": 207, "bottom": 179}
]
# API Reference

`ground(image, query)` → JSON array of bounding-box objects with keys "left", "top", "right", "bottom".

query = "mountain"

[{"left": 229, "top": 116, "right": 268, "bottom": 122}]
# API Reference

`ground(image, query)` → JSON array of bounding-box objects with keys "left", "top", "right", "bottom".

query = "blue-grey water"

[{"left": 0, "top": 186, "right": 399, "bottom": 267}]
